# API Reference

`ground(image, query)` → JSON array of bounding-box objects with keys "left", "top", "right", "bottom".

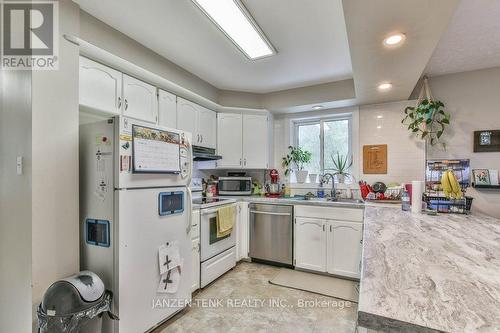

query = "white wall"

[
  {"left": 0, "top": 70, "right": 33, "bottom": 333},
  {"left": 426, "top": 67, "right": 500, "bottom": 218},
  {"left": 359, "top": 101, "right": 425, "bottom": 185},
  {"left": 31, "top": 0, "right": 80, "bottom": 327}
]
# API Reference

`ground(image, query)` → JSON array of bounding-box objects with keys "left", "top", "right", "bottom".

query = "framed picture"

[{"left": 472, "top": 169, "right": 491, "bottom": 185}]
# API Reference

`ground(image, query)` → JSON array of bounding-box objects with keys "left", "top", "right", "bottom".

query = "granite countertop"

[
  {"left": 358, "top": 206, "right": 500, "bottom": 333},
  {"left": 215, "top": 195, "right": 366, "bottom": 209}
]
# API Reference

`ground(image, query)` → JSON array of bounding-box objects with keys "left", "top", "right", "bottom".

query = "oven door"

[{"left": 200, "top": 204, "right": 237, "bottom": 262}]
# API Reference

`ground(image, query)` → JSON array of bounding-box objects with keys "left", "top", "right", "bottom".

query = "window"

[{"left": 294, "top": 116, "right": 351, "bottom": 175}]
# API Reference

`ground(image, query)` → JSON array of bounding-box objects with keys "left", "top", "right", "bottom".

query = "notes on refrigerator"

[{"left": 157, "top": 241, "right": 182, "bottom": 294}]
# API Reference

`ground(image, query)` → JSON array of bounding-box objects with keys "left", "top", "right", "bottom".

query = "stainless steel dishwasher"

[{"left": 249, "top": 204, "right": 293, "bottom": 267}]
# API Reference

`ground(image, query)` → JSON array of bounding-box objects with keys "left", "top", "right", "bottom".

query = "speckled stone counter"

[{"left": 358, "top": 206, "right": 500, "bottom": 333}]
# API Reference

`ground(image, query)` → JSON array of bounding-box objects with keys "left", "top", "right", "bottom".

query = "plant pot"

[
  {"left": 295, "top": 170, "right": 308, "bottom": 183},
  {"left": 337, "top": 174, "right": 345, "bottom": 184},
  {"left": 309, "top": 173, "right": 318, "bottom": 183}
]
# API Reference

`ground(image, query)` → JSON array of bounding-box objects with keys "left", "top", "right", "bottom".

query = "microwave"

[{"left": 218, "top": 177, "right": 252, "bottom": 196}]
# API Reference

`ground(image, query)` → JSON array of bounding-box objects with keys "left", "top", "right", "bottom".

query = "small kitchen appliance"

[
  {"left": 266, "top": 169, "right": 282, "bottom": 198},
  {"left": 217, "top": 176, "right": 252, "bottom": 195}
]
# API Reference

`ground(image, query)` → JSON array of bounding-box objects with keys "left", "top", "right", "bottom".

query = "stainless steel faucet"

[{"left": 321, "top": 173, "right": 337, "bottom": 201}]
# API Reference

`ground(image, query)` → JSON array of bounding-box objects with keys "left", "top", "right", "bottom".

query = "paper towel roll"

[{"left": 411, "top": 181, "right": 424, "bottom": 214}]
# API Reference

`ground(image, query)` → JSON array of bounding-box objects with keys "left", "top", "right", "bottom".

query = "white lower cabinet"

[
  {"left": 295, "top": 217, "right": 327, "bottom": 271},
  {"left": 237, "top": 202, "right": 249, "bottom": 260},
  {"left": 327, "top": 221, "right": 363, "bottom": 278},
  {"left": 191, "top": 238, "right": 200, "bottom": 292},
  {"left": 295, "top": 211, "right": 363, "bottom": 279}
]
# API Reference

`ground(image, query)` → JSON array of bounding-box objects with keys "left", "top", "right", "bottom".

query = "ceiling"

[
  {"left": 77, "top": 0, "right": 353, "bottom": 94},
  {"left": 425, "top": 0, "right": 500, "bottom": 77},
  {"left": 342, "top": 0, "right": 459, "bottom": 105}
]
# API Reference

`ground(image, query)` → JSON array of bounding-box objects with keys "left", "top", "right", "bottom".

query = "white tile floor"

[{"left": 156, "top": 262, "right": 358, "bottom": 333}]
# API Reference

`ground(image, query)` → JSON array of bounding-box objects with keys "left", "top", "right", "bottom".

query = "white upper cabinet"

[
  {"left": 295, "top": 217, "right": 327, "bottom": 272},
  {"left": 215, "top": 113, "right": 269, "bottom": 169},
  {"left": 242, "top": 114, "right": 269, "bottom": 168},
  {"left": 177, "top": 97, "right": 198, "bottom": 137},
  {"left": 79, "top": 56, "right": 122, "bottom": 115},
  {"left": 158, "top": 89, "right": 177, "bottom": 129},
  {"left": 217, "top": 113, "right": 243, "bottom": 168},
  {"left": 327, "top": 221, "right": 363, "bottom": 278},
  {"left": 122, "top": 74, "right": 158, "bottom": 123},
  {"left": 197, "top": 107, "right": 217, "bottom": 149},
  {"left": 177, "top": 97, "right": 216, "bottom": 149}
]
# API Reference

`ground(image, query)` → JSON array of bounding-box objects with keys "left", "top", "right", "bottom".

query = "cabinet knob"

[
  {"left": 124, "top": 99, "right": 128, "bottom": 110},
  {"left": 117, "top": 97, "right": 122, "bottom": 109}
]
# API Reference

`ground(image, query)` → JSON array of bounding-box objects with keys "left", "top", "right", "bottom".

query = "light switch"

[{"left": 16, "top": 156, "right": 23, "bottom": 175}]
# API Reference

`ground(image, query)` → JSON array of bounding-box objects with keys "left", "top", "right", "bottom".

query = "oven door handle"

[
  {"left": 250, "top": 210, "right": 291, "bottom": 217},
  {"left": 201, "top": 203, "right": 236, "bottom": 215}
]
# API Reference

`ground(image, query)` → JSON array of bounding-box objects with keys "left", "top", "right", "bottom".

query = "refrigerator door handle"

[{"left": 186, "top": 187, "right": 192, "bottom": 235}]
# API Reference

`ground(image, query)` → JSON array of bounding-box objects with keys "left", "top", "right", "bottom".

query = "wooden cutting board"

[{"left": 363, "top": 144, "right": 387, "bottom": 174}]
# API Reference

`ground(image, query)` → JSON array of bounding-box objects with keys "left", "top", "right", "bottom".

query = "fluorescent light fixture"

[
  {"left": 383, "top": 33, "right": 406, "bottom": 47},
  {"left": 312, "top": 105, "right": 323, "bottom": 110},
  {"left": 378, "top": 82, "right": 393, "bottom": 91},
  {"left": 192, "top": 0, "right": 275, "bottom": 60}
]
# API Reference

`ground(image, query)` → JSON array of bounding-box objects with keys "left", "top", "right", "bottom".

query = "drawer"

[
  {"left": 201, "top": 247, "right": 236, "bottom": 288},
  {"left": 295, "top": 205, "right": 363, "bottom": 222},
  {"left": 191, "top": 209, "right": 200, "bottom": 239}
]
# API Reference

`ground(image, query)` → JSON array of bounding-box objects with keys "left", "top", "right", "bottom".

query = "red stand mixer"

[{"left": 266, "top": 169, "right": 282, "bottom": 198}]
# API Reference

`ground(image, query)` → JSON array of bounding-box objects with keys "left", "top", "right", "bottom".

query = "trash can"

[{"left": 37, "top": 270, "right": 118, "bottom": 333}]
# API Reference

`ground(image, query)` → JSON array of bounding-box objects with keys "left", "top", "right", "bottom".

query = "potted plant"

[
  {"left": 330, "top": 152, "right": 352, "bottom": 183},
  {"left": 282, "top": 146, "right": 312, "bottom": 183},
  {"left": 401, "top": 77, "right": 451, "bottom": 147}
]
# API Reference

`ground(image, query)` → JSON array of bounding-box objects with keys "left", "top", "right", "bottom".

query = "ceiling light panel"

[{"left": 192, "top": 0, "right": 275, "bottom": 60}]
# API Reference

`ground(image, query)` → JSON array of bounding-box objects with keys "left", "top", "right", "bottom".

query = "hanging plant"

[{"left": 401, "top": 77, "right": 451, "bottom": 147}]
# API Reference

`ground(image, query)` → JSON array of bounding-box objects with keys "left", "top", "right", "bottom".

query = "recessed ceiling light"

[
  {"left": 377, "top": 115, "right": 383, "bottom": 119},
  {"left": 312, "top": 105, "right": 323, "bottom": 110},
  {"left": 377, "top": 125, "right": 382, "bottom": 129},
  {"left": 378, "top": 83, "right": 393, "bottom": 91},
  {"left": 383, "top": 33, "right": 406, "bottom": 47},
  {"left": 192, "top": 0, "right": 275, "bottom": 60}
]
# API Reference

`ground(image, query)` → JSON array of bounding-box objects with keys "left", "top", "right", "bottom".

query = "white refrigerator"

[{"left": 80, "top": 116, "right": 193, "bottom": 333}]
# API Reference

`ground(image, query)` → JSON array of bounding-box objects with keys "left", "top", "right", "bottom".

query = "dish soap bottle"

[{"left": 401, "top": 189, "right": 411, "bottom": 211}]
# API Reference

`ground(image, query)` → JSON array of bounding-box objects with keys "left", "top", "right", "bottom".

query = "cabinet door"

[
  {"left": 238, "top": 202, "right": 250, "bottom": 260},
  {"left": 327, "top": 221, "right": 363, "bottom": 278},
  {"left": 122, "top": 74, "right": 158, "bottom": 123},
  {"left": 294, "top": 217, "right": 326, "bottom": 272},
  {"left": 191, "top": 238, "right": 200, "bottom": 292},
  {"left": 158, "top": 89, "right": 177, "bottom": 129},
  {"left": 217, "top": 113, "right": 243, "bottom": 168},
  {"left": 177, "top": 97, "right": 198, "bottom": 142},
  {"left": 79, "top": 56, "right": 122, "bottom": 115},
  {"left": 197, "top": 107, "right": 217, "bottom": 149},
  {"left": 242, "top": 114, "right": 268, "bottom": 168}
]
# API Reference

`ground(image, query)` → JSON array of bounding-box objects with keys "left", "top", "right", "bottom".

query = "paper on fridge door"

[
  {"left": 158, "top": 241, "right": 182, "bottom": 275},
  {"left": 157, "top": 263, "right": 182, "bottom": 294}
]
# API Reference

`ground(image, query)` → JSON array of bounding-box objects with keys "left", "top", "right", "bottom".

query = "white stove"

[{"left": 190, "top": 178, "right": 237, "bottom": 288}]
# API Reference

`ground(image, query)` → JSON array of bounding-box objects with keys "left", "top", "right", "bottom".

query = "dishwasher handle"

[{"left": 250, "top": 210, "right": 291, "bottom": 217}]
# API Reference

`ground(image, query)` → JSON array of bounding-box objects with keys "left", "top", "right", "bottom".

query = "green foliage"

[
  {"left": 330, "top": 152, "right": 352, "bottom": 175},
  {"left": 402, "top": 99, "right": 450, "bottom": 147},
  {"left": 281, "top": 146, "right": 312, "bottom": 175}
]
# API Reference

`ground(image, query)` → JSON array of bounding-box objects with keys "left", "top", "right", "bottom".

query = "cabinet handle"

[
  {"left": 197, "top": 134, "right": 200, "bottom": 143},
  {"left": 201, "top": 135, "right": 203, "bottom": 143},
  {"left": 323, "top": 224, "right": 325, "bottom": 232},
  {"left": 244, "top": 158, "right": 247, "bottom": 166},
  {"left": 124, "top": 99, "right": 128, "bottom": 110},
  {"left": 117, "top": 97, "right": 122, "bottom": 109},
  {"left": 239, "top": 158, "right": 242, "bottom": 166},
  {"left": 330, "top": 225, "right": 332, "bottom": 232}
]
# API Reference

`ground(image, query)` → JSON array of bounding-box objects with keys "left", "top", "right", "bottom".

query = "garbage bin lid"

[
  {"left": 61, "top": 270, "right": 105, "bottom": 302},
  {"left": 41, "top": 271, "right": 105, "bottom": 316}
]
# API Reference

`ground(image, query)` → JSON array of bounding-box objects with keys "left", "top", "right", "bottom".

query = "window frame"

[{"left": 293, "top": 115, "right": 352, "bottom": 175}]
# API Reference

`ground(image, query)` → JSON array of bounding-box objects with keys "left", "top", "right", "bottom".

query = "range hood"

[{"left": 192, "top": 146, "right": 222, "bottom": 161}]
